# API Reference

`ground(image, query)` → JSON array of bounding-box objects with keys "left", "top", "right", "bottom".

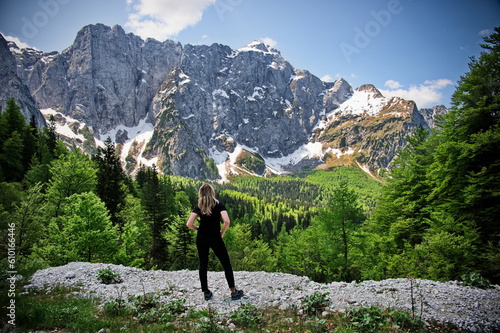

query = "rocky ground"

[{"left": 25, "top": 262, "right": 500, "bottom": 332}]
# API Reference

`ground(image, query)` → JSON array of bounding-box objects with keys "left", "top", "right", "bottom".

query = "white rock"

[{"left": 28, "top": 262, "right": 500, "bottom": 332}]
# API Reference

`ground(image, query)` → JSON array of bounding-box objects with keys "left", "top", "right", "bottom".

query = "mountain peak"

[
  {"left": 238, "top": 40, "right": 280, "bottom": 55},
  {"left": 355, "top": 84, "right": 384, "bottom": 98}
]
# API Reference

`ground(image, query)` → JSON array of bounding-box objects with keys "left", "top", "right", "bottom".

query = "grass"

[{"left": 4, "top": 285, "right": 466, "bottom": 333}]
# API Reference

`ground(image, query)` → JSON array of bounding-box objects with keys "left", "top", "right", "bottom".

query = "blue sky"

[{"left": 1, "top": 0, "right": 499, "bottom": 108}]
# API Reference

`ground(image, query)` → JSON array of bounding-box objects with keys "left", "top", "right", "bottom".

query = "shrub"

[
  {"left": 230, "top": 303, "right": 264, "bottom": 328},
  {"left": 198, "top": 306, "right": 226, "bottom": 333},
  {"left": 301, "top": 291, "right": 330, "bottom": 316},
  {"left": 461, "top": 272, "right": 492, "bottom": 289},
  {"left": 346, "top": 306, "right": 425, "bottom": 333},
  {"left": 96, "top": 268, "right": 123, "bottom": 284}
]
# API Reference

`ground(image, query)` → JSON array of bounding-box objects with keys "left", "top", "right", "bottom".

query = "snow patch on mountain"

[
  {"left": 209, "top": 143, "right": 262, "bottom": 182},
  {"left": 209, "top": 146, "right": 230, "bottom": 181},
  {"left": 237, "top": 40, "right": 280, "bottom": 55},
  {"left": 325, "top": 147, "right": 355, "bottom": 158},
  {"left": 40, "top": 108, "right": 87, "bottom": 142},
  {"left": 265, "top": 142, "right": 323, "bottom": 172},
  {"left": 101, "top": 117, "right": 157, "bottom": 168},
  {"left": 212, "top": 89, "right": 229, "bottom": 99},
  {"left": 335, "top": 88, "right": 386, "bottom": 117}
]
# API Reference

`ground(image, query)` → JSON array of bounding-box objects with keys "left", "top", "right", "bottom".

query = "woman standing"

[{"left": 186, "top": 183, "right": 244, "bottom": 301}]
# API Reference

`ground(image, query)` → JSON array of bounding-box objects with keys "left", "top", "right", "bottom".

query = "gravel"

[{"left": 25, "top": 262, "right": 500, "bottom": 332}]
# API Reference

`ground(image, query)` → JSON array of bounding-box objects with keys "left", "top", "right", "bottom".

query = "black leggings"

[{"left": 196, "top": 233, "right": 235, "bottom": 292}]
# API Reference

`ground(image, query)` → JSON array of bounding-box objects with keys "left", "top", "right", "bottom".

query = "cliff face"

[
  {"left": 144, "top": 41, "right": 353, "bottom": 178},
  {"left": 12, "top": 24, "right": 182, "bottom": 133},
  {"left": 1, "top": 24, "right": 446, "bottom": 179},
  {"left": 0, "top": 35, "right": 45, "bottom": 126}
]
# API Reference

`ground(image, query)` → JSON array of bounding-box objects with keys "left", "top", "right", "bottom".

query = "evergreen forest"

[{"left": 1, "top": 28, "right": 499, "bottom": 286}]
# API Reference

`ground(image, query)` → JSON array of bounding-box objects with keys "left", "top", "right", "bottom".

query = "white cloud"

[
  {"left": 384, "top": 79, "right": 402, "bottom": 89},
  {"left": 2, "top": 34, "right": 38, "bottom": 50},
  {"left": 125, "top": 0, "right": 216, "bottom": 41},
  {"left": 321, "top": 73, "right": 357, "bottom": 82},
  {"left": 379, "top": 79, "right": 454, "bottom": 108},
  {"left": 479, "top": 29, "right": 492, "bottom": 36},
  {"left": 321, "top": 74, "right": 334, "bottom": 82},
  {"left": 259, "top": 37, "right": 277, "bottom": 48},
  {"left": 334, "top": 73, "right": 357, "bottom": 80}
]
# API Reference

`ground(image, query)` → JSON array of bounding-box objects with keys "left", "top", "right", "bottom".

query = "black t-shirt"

[{"left": 192, "top": 202, "right": 227, "bottom": 237}]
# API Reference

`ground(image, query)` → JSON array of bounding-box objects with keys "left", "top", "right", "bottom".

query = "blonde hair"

[{"left": 198, "top": 184, "right": 219, "bottom": 215}]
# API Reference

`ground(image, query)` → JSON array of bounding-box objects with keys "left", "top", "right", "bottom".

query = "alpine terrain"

[{"left": 0, "top": 23, "right": 447, "bottom": 180}]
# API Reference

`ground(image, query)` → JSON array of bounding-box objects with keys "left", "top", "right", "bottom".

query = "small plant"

[
  {"left": 127, "top": 293, "right": 187, "bottom": 324},
  {"left": 301, "top": 291, "right": 330, "bottom": 316},
  {"left": 386, "top": 308, "right": 425, "bottom": 332},
  {"left": 96, "top": 268, "right": 123, "bottom": 284},
  {"left": 347, "top": 306, "right": 388, "bottom": 332},
  {"left": 129, "top": 292, "right": 160, "bottom": 312},
  {"left": 198, "top": 305, "right": 226, "bottom": 333},
  {"left": 230, "top": 303, "right": 263, "bottom": 328},
  {"left": 164, "top": 299, "right": 187, "bottom": 315},
  {"left": 103, "top": 298, "right": 128, "bottom": 317},
  {"left": 461, "top": 272, "right": 492, "bottom": 289},
  {"left": 346, "top": 306, "right": 425, "bottom": 333},
  {"left": 103, "top": 285, "right": 128, "bottom": 317},
  {"left": 309, "top": 316, "right": 328, "bottom": 333}
]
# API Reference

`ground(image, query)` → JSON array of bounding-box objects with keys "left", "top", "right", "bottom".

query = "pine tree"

[
  {"left": 92, "top": 137, "right": 127, "bottom": 228},
  {"left": 21, "top": 117, "right": 38, "bottom": 177},
  {"left": 2, "top": 98, "right": 25, "bottom": 135},
  {"left": 0, "top": 99, "right": 27, "bottom": 182},
  {"left": 0, "top": 132, "right": 24, "bottom": 182},
  {"left": 115, "top": 195, "right": 151, "bottom": 267},
  {"left": 23, "top": 127, "right": 60, "bottom": 187},
  {"left": 437, "top": 27, "right": 500, "bottom": 244},
  {"left": 138, "top": 165, "right": 169, "bottom": 268},
  {"left": 316, "top": 182, "right": 365, "bottom": 281},
  {"left": 430, "top": 27, "right": 500, "bottom": 282}
]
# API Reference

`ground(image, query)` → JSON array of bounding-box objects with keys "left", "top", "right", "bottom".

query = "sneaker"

[
  {"left": 204, "top": 290, "right": 213, "bottom": 301},
  {"left": 231, "top": 289, "right": 244, "bottom": 300}
]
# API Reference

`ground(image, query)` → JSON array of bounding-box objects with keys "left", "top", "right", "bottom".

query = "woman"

[{"left": 186, "top": 183, "right": 244, "bottom": 301}]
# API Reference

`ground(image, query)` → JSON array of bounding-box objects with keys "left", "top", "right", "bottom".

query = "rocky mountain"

[
  {"left": 0, "top": 35, "right": 45, "bottom": 127},
  {"left": 0, "top": 24, "right": 447, "bottom": 180}
]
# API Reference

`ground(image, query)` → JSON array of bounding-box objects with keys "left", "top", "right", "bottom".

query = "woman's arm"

[
  {"left": 220, "top": 210, "right": 230, "bottom": 238},
  {"left": 186, "top": 213, "right": 199, "bottom": 231}
]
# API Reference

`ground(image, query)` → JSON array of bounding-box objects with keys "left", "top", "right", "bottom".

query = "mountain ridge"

[{"left": 0, "top": 23, "right": 447, "bottom": 180}]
